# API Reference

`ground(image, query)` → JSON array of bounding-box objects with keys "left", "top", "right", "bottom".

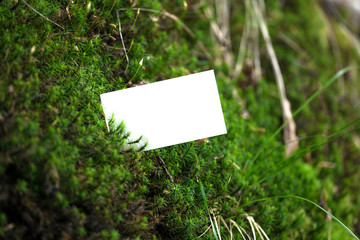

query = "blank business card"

[{"left": 100, "top": 70, "right": 227, "bottom": 150}]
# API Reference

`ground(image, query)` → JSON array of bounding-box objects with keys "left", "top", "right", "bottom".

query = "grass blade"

[
  {"left": 239, "top": 195, "right": 359, "bottom": 240},
  {"left": 249, "top": 117, "right": 360, "bottom": 184},
  {"left": 251, "top": 66, "right": 355, "bottom": 164}
]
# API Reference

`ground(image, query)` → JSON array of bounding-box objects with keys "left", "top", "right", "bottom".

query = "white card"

[{"left": 100, "top": 70, "right": 227, "bottom": 150}]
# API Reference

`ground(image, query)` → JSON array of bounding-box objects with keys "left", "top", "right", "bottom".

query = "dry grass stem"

[
  {"left": 319, "top": 0, "right": 360, "bottom": 55},
  {"left": 325, "top": 18, "right": 345, "bottom": 93},
  {"left": 116, "top": 9, "right": 130, "bottom": 73},
  {"left": 244, "top": 214, "right": 270, "bottom": 240},
  {"left": 234, "top": 0, "right": 251, "bottom": 76},
  {"left": 254, "top": 219, "right": 269, "bottom": 240},
  {"left": 338, "top": 21, "right": 360, "bottom": 56},
  {"left": 204, "top": 8, "right": 228, "bottom": 47},
  {"left": 21, "top": 0, "right": 65, "bottom": 30},
  {"left": 117, "top": 8, "right": 212, "bottom": 61},
  {"left": 245, "top": 215, "right": 257, "bottom": 240},
  {"left": 252, "top": 2, "right": 261, "bottom": 78},
  {"left": 219, "top": 216, "right": 232, "bottom": 239},
  {"left": 216, "top": 0, "right": 233, "bottom": 66},
  {"left": 252, "top": 0, "right": 298, "bottom": 156},
  {"left": 202, "top": 1, "right": 250, "bottom": 118},
  {"left": 206, "top": 210, "right": 270, "bottom": 240},
  {"left": 197, "top": 225, "right": 211, "bottom": 238},
  {"left": 229, "top": 219, "right": 251, "bottom": 239},
  {"left": 278, "top": 33, "right": 307, "bottom": 55},
  {"left": 211, "top": 210, "right": 222, "bottom": 240},
  {"left": 205, "top": 0, "right": 233, "bottom": 66}
]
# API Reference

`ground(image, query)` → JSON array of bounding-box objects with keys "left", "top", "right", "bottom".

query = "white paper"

[{"left": 100, "top": 70, "right": 227, "bottom": 150}]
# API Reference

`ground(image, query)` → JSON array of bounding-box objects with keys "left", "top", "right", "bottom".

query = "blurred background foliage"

[{"left": 0, "top": 0, "right": 359, "bottom": 239}]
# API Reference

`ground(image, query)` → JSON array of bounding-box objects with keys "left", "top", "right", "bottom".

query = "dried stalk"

[
  {"left": 252, "top": 0, "right": 298, "bottom": 156},
  {"left": 234, "top": 0, "right": 251, "bottom": 75}
]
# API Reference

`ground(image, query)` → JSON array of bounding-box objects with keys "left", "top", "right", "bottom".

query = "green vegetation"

[{"left": 1, "top": 0, "right": 359, "bottom": 239}]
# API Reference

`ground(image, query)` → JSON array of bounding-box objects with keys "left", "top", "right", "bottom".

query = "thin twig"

[
  {"left": 22, "top": 0, "right": 65, "bottom": 30},
  {"left": 156, "top": 156, "right": 174, "bottom": 183}
]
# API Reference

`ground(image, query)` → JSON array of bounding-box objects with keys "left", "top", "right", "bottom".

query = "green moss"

[{"left": 1, "top": 0, "right": 359, "bottom": 239}]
